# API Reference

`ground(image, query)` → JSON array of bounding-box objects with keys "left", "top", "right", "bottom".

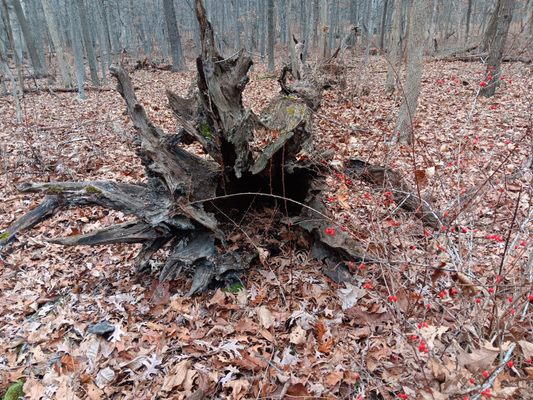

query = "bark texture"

[
  {"left": 392, "top": 0, "right": 430, "bottom": 144},
  {"left": 480, "top": 0, "right": 513, "bottom": 98}
]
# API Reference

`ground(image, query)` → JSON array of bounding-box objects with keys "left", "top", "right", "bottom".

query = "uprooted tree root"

[{"left": 1, "top": 0, "right": 394, "bottom": 295}]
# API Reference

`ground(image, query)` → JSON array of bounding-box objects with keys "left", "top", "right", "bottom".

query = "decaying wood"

[
  {"left": 1, "top": 0, "right": 394, "bottom": 295},
  {"left": 438, "top": 53, "right": 531, "bottom": 64},
  {"left": 0, "top": 196, "right": 63, "bottom": 247},
  {"left": 346, "top": 158, "right": 442, "bottom": 228}
]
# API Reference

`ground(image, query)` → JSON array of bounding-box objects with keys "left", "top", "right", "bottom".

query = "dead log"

[
  {"left": 437, "top": 52, "right": 531, "bottom": 64},
  {"left": 346, "top": 158, "right": 442, "bottom": 229},
  {"left": 1, "top": 0, "right": 375, "bottom": 294}
]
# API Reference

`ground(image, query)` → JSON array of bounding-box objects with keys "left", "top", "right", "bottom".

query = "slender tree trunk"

[
  {"left": 386, "top": 0, "right": 401, "bottom": 94},
  {"left": 480, "top": 0, "right": 513, "bottom": 97},
  {"left": 482, "top": 1, "right": 501, "bottom": 52},
  {"left": 76, "top": 0, "right": 100, "bottom": 86},
  {"left": 379, "top": 0, "right": 389, "bottom": 50},
  {"left": 1, "top": 0, "right": 24, "bottom": 89},
  {"left": 93, "top": 1, "right": 110, "bottom": 84},
  {"left": 259, "top": 0, "right": 266, "bottom": 59},
  {"left": 267, "top": 0, "right": 275, "bottom": 70},
  {"left": 102, "top": 0, "right": 120, "bottom": 59},
  {"left": 232, "top": 0, "right": 240, "bottom": 49},
  {"left": 0, "top": 46, "right": 21, "bottom": 121},
  {"left": 68, "top": 0, "right": 86, "bottom": 99},
  {"left": 465, "top": 0, "right": 473, "bottom": 44},
  {"left": 25, "top": 0, "right": 47, "bottom": 73},
  {"left": 312, "top": 0, "right": 319, "bottom": 50},
  {"left": 427, "top": 0, "right": 438, "bottom": 54},
  {"left": 279, "top": 0, "right": 287, "bottom": 44},
  {"left": 10, "top": 0, "right": 45, "bottom": 76},
  {"left": 42, "top": 0, "right": 72, "bottom": 87},
  {"left": 364, "top": 0, "right": 376, "bottom": 63},
  {"left": 393, "top": 0, "right": 430, "bottom": 144},
  {"left": 327, "top": 0, "right": 337, "bottom": 53},
  {"left": 300, "top": 0, "right": 308, "bottom": 58},
  {"left": 528, "top": 0, "right": 533, "bottom": 36},
  {"left": 163, "top": 0, "right": 185, "bottom": 70}
]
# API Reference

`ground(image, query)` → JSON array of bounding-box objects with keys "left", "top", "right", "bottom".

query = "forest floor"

[{"left": 0, "top": 56, "right": 532, "bottom": 400}]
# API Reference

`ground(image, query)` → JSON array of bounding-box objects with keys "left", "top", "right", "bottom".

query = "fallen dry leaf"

[
  {"left": 161, "top": 360, "right": 192, "bottom": 392},
  {"left": 289, "top": 325, "right": 307, "bottom": 345},
  {"left": 257, "top": 305, "right": 274, "bottom": 329}
]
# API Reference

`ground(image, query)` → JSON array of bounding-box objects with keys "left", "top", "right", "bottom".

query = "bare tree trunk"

[
  {"left": 267, "top": 0, "right": 275, "bottom": 70},
  {"left": 482, "top": 1, "right": 501, "bottom": 52},
  {"left": 392, "top": 0, "right": 430, "bottom": 144},
  {"left": 385, "top": 0, "right": 401, "bottom": 94},
  {"left": 427, "top": 0, "right": 438, "bottom": 54},
  {"left": 163, "top": 0, "right": 185, "bottom": 71},
  {"left": 346, "top": 0, "right": 358, "bottom": 47},
  {"left": 68, "top": 0, "right": 86, "bottom": 99},
  {"left": 77, "top": 0, "right": 100, "bottom": 86},
  {"left": 327, "top": 0, "right": 337, "bottom": 53},
  {"left": 364, "top": 0, "right": 376, "bottom": 63},
  {"left": 232, "top": 0, "right": 240, "bottom": 50},
  {"left": 480, "top": 0, "right": 513, "bottom": 98},
  {"left": 0, "top": 45, "right": 21, "bottom": 121},
  {"left": 259, "top": 0, "right": 266, "bottom": 59},
  {"left": 279, "top": 0, "right": 287, "bottom": 44},
  {"left": 42, "top": 0, "right": 72, "bottom": 87},
  {"left": 10, "top": 0, "right": 45, "bottom": 76},
  {"left": 465, "top": 0, "right": 473, "bottom": 44},
  {"left": 379, "top": 0, "right": 389, "bottom": 50},
  {"left": 311, "top": 0, "right": 319, "bottom": 50},
  {"left": 528, "top": 0, "right": 533, "bottom": 36},
  {"left": 1, "top": 0, "right": 23, "bottom": 89}
]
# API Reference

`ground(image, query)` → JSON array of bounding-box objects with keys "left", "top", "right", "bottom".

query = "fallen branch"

[{"left": 346, "top": 158, "right": 442, "bottom": 228}]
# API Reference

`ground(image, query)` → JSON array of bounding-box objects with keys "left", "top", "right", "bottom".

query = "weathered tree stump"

[{"left": 1, "top": 0, "right": 374, "bottom": 293}]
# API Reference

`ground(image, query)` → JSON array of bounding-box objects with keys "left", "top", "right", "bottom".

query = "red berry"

[
  {"left": 482, "top": 370, "right": 489, "bottom": 378},
  {"left": 325, "top": 227, "right": 335, "bottom": 236},
  {"left": 507, "top": 360, "right": 514, "bottom": 369},
  {"left": 528, "top": 294, "right": 533, "bottom": 303}
]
